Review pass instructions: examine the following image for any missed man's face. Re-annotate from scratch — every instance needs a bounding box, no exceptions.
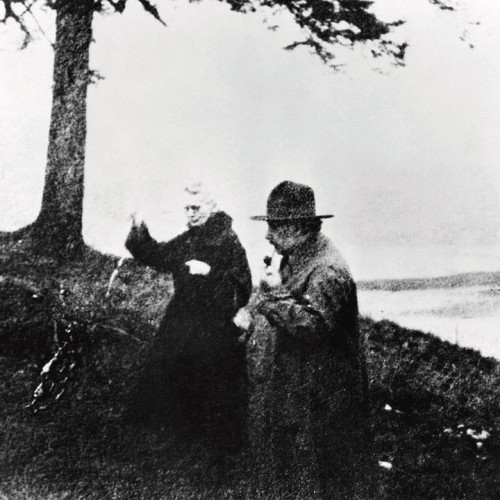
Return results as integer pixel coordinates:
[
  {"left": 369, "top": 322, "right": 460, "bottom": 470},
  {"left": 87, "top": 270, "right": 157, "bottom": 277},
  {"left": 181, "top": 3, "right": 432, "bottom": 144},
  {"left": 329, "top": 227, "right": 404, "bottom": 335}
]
[
  {"left": 184, "top": 193, "right": 214, "bottom": 227},
  {"left": 265, "top": 221, "right": 302, "bottom": 255}
]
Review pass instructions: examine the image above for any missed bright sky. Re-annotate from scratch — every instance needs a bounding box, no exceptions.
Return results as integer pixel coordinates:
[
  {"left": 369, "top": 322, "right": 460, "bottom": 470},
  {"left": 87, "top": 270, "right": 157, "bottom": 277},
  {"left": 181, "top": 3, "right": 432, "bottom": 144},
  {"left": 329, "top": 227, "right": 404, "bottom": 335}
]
[{"left": 1, "top": 0, "right": 500, "bottom": 280}]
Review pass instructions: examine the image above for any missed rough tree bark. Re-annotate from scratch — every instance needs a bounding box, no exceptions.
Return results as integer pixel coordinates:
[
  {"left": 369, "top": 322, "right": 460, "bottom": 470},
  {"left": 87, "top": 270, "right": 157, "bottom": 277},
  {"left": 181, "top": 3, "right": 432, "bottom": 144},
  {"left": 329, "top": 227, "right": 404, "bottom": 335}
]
[{"left": 16, "top": 0, "right": 94, "bottom": 257}]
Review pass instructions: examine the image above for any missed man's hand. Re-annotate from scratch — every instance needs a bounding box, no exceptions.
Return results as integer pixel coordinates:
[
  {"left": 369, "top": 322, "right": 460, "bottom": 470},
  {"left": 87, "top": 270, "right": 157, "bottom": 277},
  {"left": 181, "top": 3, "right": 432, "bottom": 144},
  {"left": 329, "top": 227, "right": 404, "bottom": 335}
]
[
  {"left": 185, "top": 259, "right": 211, "bottom": 276},
  {"left": 259, "top": 263, "right": 282, "bottom": 291},
  {"left": 233, "top": 307, "right": 252, "bottom": 332}
]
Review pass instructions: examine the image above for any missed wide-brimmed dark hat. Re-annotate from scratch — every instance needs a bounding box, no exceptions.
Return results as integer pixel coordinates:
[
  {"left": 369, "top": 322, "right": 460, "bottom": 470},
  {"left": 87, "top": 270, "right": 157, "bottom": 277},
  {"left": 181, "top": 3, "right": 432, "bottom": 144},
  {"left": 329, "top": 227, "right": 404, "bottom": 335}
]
[{"left": 251, "top": 181, "right": 333, "bottom": 221}]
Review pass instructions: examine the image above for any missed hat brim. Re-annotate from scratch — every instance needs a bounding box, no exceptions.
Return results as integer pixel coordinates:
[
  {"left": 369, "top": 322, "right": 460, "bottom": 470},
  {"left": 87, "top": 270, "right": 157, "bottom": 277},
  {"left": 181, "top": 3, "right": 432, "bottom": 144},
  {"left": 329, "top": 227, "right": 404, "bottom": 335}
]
[{"left": 250, "top": 214, "right": 334, "bottom": 221}]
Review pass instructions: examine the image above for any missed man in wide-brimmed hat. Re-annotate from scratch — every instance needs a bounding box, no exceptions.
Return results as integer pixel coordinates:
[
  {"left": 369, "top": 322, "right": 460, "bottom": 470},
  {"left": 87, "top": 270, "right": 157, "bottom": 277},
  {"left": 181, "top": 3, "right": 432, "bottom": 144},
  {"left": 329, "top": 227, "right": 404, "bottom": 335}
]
[{"left": 247, "top": 180, "right": 372, "bottom": 499}]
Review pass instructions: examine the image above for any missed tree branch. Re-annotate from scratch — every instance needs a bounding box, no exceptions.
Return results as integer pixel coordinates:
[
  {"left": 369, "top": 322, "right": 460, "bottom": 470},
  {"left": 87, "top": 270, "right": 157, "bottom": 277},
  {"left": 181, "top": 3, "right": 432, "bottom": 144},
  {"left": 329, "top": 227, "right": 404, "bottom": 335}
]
[
  {"left": 1, "top": 0, "right": 33, "bottom": 48},
  {"left": 24, "top": 0, "right": 55, "bottom": 48},
  {"left": 106, "top": 0, "right": 127, "bottom": 13},
  {"left": 227, "top": 0, "right": 406, "bottom": 67},
  {"left": 428, "top": 0, "right": 457, "bottom": 11},
  {"left": 136, "top": 0, "right": 165, "bottom": 26}
]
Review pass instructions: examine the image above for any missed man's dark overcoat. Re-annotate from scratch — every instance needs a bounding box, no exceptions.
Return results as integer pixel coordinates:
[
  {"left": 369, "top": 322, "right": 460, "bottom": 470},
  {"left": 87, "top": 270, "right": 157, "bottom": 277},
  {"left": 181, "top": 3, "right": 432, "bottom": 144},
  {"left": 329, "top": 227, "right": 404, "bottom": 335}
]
[
  {"left": 247, "top": 233, "right": 371, "bottom": 498},
  {"left": 125, "top": 211, "right": 252, "bottom": 449}
]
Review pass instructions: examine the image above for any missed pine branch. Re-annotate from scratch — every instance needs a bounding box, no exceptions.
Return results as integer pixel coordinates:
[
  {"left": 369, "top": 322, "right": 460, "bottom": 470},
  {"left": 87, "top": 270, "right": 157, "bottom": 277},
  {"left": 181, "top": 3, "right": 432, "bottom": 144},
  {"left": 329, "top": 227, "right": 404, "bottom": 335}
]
[
  {"left": 428, "top": 0, "right": 457, "bottom": 11},
  {"left": 136, "top": 0, "right": 166, "bottom": 26},
  {"left": 23, "top": 0, "right": 55, "bottom": 48},
  {"left": 227, "top": 0, "right": 406, "bottom": 67},
  {"left": 106, "top": 0, "right": 127, "bottom": 13},
  {"left": 1, "top": 0, "right": 33, "bottom": 48}
]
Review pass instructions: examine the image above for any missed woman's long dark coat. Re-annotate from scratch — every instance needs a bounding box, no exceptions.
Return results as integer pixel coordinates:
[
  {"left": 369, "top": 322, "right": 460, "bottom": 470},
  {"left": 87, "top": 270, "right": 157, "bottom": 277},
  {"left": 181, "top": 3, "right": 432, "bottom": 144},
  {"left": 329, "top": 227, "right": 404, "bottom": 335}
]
[
  {"left": 247, "top": 233, "right": 371, "bottom": 498},
  {"left": 125, "top": 211, "right": 252, "bottom": 449}
]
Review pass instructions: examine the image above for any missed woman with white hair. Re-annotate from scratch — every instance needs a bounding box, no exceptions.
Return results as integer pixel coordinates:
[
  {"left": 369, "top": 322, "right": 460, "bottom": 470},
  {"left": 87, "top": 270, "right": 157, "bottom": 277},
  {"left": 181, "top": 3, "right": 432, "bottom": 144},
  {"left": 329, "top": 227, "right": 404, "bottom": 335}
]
[{"left": 124, "top": 182, "right": 252, "bottom": 461}]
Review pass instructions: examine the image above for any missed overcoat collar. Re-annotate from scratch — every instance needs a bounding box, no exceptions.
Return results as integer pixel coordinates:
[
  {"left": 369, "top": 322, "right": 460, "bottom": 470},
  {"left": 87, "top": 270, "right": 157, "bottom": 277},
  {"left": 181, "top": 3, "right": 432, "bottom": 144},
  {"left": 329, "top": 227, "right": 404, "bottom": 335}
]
[
  {"left": 188, "top": 211, "right": 233, "bottom": 244},
  {"left": 286, "top": 233, "right": 328, "bottom": 272}
]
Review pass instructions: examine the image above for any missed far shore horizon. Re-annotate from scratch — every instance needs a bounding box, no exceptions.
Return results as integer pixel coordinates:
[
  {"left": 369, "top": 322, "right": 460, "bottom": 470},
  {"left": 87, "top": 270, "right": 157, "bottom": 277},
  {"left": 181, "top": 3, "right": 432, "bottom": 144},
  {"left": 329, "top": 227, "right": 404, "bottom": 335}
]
[{"left": 358, "top": 270, "right": 500, "bottom": 291}]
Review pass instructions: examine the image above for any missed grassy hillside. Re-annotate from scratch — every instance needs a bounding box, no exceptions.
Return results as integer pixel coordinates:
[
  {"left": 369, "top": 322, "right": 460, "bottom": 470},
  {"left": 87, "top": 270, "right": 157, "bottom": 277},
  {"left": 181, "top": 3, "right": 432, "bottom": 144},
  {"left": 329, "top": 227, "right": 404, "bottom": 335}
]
[{"left": 1, "top": 241, "right": 499, "bottom": 499}]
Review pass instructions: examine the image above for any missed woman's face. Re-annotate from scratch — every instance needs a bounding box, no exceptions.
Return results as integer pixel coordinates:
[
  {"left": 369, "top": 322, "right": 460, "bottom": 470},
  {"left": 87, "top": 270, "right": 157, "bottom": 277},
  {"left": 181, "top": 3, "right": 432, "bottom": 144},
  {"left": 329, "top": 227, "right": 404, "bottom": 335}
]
[{"left": 184, "top": 193, "right": 214, "bottom": 227}]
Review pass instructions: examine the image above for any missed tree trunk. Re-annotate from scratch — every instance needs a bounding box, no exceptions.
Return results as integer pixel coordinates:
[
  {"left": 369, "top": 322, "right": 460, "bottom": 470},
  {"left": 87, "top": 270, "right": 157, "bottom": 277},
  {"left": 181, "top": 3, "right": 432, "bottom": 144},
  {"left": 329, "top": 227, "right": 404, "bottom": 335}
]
[{"left": 29, "top": 0, "right": 94, "bottom": 257}]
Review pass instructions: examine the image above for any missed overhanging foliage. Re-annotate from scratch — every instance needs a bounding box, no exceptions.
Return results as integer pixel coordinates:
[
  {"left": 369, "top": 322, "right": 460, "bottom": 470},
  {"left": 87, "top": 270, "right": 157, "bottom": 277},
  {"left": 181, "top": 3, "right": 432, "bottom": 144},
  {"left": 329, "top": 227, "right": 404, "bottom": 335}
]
[{"left": 1, "top": 0, "right": 408, "bottom": 66}]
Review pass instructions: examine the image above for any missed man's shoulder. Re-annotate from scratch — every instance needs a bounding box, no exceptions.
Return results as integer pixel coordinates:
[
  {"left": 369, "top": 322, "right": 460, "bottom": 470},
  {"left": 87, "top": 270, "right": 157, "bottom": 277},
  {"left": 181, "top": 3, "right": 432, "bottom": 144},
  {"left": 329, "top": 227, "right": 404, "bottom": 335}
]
[{"left": 313, "top": 236, "right": 353, "bottom": 281}]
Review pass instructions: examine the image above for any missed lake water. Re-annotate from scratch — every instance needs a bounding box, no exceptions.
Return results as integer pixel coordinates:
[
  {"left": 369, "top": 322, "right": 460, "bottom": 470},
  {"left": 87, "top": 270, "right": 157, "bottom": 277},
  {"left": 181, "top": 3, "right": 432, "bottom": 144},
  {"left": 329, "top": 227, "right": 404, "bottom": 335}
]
[{"left": 358, "top": 285, "right": 500, "bottom": 360}]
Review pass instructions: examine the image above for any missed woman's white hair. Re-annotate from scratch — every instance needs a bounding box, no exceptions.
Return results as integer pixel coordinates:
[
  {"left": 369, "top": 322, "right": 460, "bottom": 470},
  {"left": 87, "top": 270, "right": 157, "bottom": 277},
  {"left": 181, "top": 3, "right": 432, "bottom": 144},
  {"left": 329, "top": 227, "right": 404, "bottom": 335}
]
[{"left": 184, "top": 181, "right": 218, "bottom": 212}]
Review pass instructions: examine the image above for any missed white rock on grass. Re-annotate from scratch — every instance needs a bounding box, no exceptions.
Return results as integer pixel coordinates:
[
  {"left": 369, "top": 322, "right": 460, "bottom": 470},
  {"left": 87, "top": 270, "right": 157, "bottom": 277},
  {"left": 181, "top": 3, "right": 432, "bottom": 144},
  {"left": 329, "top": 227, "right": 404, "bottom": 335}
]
[{"left": 466, "top": 429, "right": 490, "bottom": 440}]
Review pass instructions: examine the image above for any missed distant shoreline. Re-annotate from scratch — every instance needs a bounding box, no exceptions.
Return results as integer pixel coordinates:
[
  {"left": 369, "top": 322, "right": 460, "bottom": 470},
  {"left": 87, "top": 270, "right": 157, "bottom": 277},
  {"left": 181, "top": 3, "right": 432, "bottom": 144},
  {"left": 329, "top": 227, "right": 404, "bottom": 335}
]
[{"left": 358, "top": 270, "right": 500, "bottom": 292}]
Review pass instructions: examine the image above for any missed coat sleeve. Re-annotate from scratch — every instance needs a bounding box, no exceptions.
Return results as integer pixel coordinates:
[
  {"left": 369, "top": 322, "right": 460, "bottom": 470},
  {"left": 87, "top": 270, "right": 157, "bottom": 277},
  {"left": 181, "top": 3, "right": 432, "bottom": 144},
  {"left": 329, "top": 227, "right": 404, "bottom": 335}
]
[
  {"left": 125, "top": 222, "right": 181, "bottom": 273},
  {"left": 256, "top": 266, "right": 352, "bottom": 345},
  {"left": 208, "top": 234, "right": 253, "bottom": 319}
]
